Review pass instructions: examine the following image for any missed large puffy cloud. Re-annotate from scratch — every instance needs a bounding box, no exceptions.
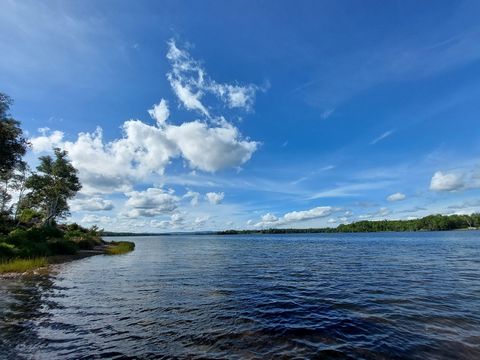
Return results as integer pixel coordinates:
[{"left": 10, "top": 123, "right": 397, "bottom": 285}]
[
  {"left": 430, "top": 171, "right": 464, "bottom": 191},
  {"left": 254, "top": 206, "right": 338, "bottom": 228},
  {"left": 123, "top": 188, "right": 179, "bottom": 218},
  {"left": 429, "top": 169, "right": 480, "bottom": 192},
  {"left": 31, "top": 111, "right": 257, "bottom": 193},
  {"left": 29, "top": 41, "right": 261, "bottom": 196},
  {"left": 30, "top": 128, "right": 64, "bottom": 152},
  {"left": 59, "top": 122, "right": 176, "bottom": 194},
  {"left": 166, "top": 120, "right": 257, "bottom": 172}
]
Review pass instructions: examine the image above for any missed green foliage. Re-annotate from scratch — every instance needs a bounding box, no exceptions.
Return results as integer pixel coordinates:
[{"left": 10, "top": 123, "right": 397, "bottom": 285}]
[
  {"left": 63, "top": 225, "right": 102, "bottom": 249},
  {"left": 18, "top": 208, "right": 42, "bottom": 225},
  {"left": 7, "top": 228, "right": 30, "bottom": 245},
  {"left": 48, "top": 240, "right": 78, "bottom": 255},
  {"left": 0, "top": 257, "right": 48, "bottom": 274},
  {"left": 0, "top": 242, "right": 16, "bottom": 258},
  {"left": 77, "top": 239, "right": 97, "bottom": 250},
  {"left": 0, "top": 93, "right": 29, "bottom": 178},
  {"left": 106, "top": 241, "right": 135, "bottom": 255},
  {"left": 0, "top": 94, "right": 29, "bottom": 219},
  {"left": 25, "top": 148, "right": 81, "bottom": 226},
  {"left": 16, "top": 241, "right": 50, "bottom": 258},
  {"left": 63, "top": 229, "right": 85, "bottom": 241},
  {"left": 0, "top": 93, "right": 112, "bottom": 264}
]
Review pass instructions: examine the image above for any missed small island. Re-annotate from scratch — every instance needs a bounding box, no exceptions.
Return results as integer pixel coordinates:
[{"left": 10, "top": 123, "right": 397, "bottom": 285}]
[{"left": 0, "top": 93, "right": 134, "bottom": 275}]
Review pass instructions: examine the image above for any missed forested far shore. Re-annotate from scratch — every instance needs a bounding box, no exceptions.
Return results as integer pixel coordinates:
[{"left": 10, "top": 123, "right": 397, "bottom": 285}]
[{"left": 217, "top": 213, "right": 480, "bottom": 235}]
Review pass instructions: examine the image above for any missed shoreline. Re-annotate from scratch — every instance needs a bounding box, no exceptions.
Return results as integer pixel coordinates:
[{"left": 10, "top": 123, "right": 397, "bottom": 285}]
[
  {"left": 0, "top": 241, "right": 135, "bottom": 278},
  {"left": 0, "top": 249, "right": 105, "bottom": 278}
]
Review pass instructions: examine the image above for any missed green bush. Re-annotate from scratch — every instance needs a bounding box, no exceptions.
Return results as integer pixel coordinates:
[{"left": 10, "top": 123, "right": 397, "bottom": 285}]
[
  {"left": 63, "top": 229, "right": 85, "bottom": 241},
  {"left": 17, "top": 241, "right": 50, "bottom": 258},
  {"left": 48, "top": 240, "right": 78, "bottom": 255},
  {"left": 0, "top": 242, "right": 16, "bottom": 258},
  {"left": 77, "top": 238, "right": 97, "bottom": 250},
  {"left": 7, "top": 228, "right": 30, "bottom": 245}
]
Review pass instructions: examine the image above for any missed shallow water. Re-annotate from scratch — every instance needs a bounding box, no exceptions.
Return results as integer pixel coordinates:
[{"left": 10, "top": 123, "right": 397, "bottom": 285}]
[{"left": 1, "top": 231, "right": 480, "bottom": 359}]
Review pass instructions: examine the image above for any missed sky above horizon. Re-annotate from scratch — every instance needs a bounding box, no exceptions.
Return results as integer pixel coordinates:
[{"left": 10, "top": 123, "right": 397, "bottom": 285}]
[{"left": 1, "top": 0, "right": 480, "bottom": 232}]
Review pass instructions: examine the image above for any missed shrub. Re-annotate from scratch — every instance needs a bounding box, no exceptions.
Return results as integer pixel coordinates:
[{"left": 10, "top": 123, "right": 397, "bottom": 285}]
[
  {"left": 48, "top": 240, "right": 78, "bottom": 256},
  {"left": 64, "top": 229, "right": 85, "bottom": 241},
  {"left": 26, "top": 226, "right": 63, "bottom": 242},
  {"left": 7, "top": 228, "right": 30, "bottom": 245},
  {"left": 17, "top": 241, "right": 50, "bottom": 258},
  {"left": 77, "top": 238, "right": 97, "bottom": 250},
  {"left": 0, "top": 242, "right": 16, "bottom": 258}
]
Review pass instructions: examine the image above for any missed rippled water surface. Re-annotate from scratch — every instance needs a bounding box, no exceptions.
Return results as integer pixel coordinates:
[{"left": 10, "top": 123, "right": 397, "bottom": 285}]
[{"left": 1, "top": 232, "right": 480, "bottom": 359}]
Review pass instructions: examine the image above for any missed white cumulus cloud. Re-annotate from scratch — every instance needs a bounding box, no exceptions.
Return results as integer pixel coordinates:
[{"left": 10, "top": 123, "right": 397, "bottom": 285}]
[
  {"left": 30, "top": 42, "right": 260, "bottom": 195},
  {"left": 166, "top": 120, "right": 257, "bottom": 173},
  {"left": 30, "top": 128, "right": 64, "bottom": 152},
  {"left": 148, "top": 98, "right": 170, "bottom": 125},
  {"left": 70, "top": 196, "right": 114, "bottom": 212},
  {"left": 430, "top": 171, "right": 464, "bottom": 191},
  {"left": 255, "top": 206, "right": 338, "bottom": 228},
  {"left": 124, "top": 188, "right": 179, "bottom": 218},
  {"left": 387, "top": 192, "right": 406, "bottom": 202},
  {"left": 206, "top": 192, "right": 224, "bottom": 205}
]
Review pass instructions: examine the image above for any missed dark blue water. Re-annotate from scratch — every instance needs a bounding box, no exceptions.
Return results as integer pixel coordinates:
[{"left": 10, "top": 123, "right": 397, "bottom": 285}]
[{"left": 1, "top": 232, "right": 480, "bottom": 359}]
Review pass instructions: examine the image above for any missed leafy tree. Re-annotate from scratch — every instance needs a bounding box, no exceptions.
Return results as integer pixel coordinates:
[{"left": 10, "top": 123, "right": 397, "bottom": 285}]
[
  {"left": 0, "top": 93, "right": 29, "bottom": 176},
  {"left": 0, "top": 93, "right": 29, "bottom": 219},
  {"left": 25, "top": 148, "right": 81, "bottom": 226}
]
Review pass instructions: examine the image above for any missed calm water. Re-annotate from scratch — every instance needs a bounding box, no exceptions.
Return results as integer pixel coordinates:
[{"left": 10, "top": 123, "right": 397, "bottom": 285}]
[{"left": 1, "top": 232, "right": 480, "bottom": 359}]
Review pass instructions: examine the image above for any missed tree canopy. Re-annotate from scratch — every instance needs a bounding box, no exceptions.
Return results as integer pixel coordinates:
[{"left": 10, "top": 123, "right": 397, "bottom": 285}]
[
  {"left": 0, "top": 93, "right": 29, "bottom": 177},
  {"left": 25, "top": 148, "right": 82, "bottom": 226}
]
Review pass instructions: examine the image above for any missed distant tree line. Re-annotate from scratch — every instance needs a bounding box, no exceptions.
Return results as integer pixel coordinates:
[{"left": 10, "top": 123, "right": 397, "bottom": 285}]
[{"left": 218, "top": 213, "right": 480, "bottom": 235}]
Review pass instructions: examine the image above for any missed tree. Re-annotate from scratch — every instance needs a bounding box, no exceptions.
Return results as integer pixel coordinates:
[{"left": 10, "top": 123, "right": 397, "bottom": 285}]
[
  {"left": 25, "top": 148, "right": 82, "bottom": 226},
  {"left": 0, "top": 93, "right": 29, "bottom": 176},
  {"left": 0, "top": 93, "right": 29, "bottom": 219}
]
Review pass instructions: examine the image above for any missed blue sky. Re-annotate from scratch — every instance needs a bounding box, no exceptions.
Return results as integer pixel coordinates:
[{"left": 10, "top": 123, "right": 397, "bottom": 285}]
[{"left": 1, "top": 0, "right": 480, "bottom": 231}]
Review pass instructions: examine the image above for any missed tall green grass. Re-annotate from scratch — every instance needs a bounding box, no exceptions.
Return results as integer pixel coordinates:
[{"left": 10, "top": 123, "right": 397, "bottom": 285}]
[
  {"left": 0, "top": 258, "right": 48, "bottom": 274},
  {"left": 105, "top": 241, "right": 135, "bottom": 255}
]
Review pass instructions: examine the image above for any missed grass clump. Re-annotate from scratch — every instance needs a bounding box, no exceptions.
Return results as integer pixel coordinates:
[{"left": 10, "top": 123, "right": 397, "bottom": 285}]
[
  {"left": 105, "top": 241, "right": 135, "bottom": 255},
  {"left": 0, "top": 257, "right": 48, "bottom": 274}
]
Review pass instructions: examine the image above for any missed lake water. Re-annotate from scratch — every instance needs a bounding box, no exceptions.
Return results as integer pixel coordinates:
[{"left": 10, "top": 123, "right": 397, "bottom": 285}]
[{"left": 1, "top": 232, "right": 480, "bottom": 359}]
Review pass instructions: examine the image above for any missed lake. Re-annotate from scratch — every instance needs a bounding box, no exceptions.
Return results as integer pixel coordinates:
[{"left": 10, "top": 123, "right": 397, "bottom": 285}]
[{"left": 1, "top": 231, "right": 480, "bottom": 359}]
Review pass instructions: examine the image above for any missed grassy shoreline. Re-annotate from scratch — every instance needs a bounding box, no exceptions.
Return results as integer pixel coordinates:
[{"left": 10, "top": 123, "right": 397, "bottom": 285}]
[{"left": 0, "top": 240, "right": 135, "bottom": 276}]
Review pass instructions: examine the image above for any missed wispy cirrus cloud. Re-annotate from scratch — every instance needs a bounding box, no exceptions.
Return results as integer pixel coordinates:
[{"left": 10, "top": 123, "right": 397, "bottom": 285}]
[
  {"left": 370, "top": 130, "right": 395, "bottom": 145},
  {"left": 166, "top": 39, "right": 263, "bottom": 117}
]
